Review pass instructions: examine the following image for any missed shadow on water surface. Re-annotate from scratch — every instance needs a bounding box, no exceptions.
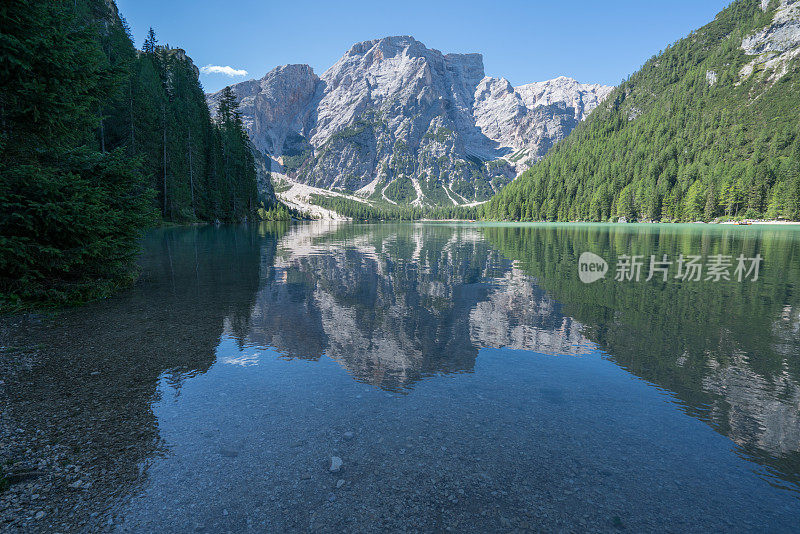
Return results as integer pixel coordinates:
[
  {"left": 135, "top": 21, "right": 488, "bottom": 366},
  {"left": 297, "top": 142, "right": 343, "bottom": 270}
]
[
  {"left": 2, "top": 221, "right": 800, "bottom": 532},
  {"left": 0, "top": 225, "right": 271, "bottom": 531}
]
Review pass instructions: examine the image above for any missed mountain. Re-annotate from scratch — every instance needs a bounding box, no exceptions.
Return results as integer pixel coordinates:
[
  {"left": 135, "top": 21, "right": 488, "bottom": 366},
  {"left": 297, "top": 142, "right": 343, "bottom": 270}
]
[
  {"left": 207, "top": 36, "right": 611, "bottom": 209},
  {"left": 473, "top": 75, "right": 612, "bottom": 161},
  {"left": 483, "top": 0, "right": 800, "bottom": 222}
]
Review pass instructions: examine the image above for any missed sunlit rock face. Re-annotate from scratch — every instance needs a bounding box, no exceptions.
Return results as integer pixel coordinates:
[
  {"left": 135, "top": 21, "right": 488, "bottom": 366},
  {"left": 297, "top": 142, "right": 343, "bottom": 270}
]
[
  {"left": 740, "top": 0, "right": 800, "bottom": 82},
  {"left": 206, "top": 64, "right": 319, "bottom": 156},
  {"left": 473, "top": 76, "right": 612, "bottom": 165},
  {"left": 206, "top": 37, "right": 612, "bottom": 205}
]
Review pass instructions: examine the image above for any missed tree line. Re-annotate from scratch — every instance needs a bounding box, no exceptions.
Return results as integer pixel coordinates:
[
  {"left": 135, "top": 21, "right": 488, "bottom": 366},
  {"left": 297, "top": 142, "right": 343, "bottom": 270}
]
[
  {"left": 310, "top": 195, "right": 479, "bottom": 221},
  {"left": 0, "top": 0, "right": 272, "bottom": 306},
  {"left": 133, "top": 29, "right": 260, "bottom": 223}
]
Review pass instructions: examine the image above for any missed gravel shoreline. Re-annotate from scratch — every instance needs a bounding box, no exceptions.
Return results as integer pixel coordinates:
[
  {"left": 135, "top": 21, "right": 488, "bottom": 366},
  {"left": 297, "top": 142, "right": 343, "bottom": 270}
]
[{"left": 0, "top": 313, "right": 158, "bottom": 533}]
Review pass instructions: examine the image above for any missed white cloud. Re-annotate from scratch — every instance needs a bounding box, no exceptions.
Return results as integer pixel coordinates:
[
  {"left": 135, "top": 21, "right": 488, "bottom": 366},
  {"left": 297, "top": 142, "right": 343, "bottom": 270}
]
[{"left": 200, "top": 64, "right": 248, "bottom": 77}]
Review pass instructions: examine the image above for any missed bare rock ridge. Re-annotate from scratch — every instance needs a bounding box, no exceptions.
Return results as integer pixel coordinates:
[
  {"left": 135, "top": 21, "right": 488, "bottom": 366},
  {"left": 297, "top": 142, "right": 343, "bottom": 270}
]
[
  {"left": 207, "top": 36, "right": 613, "bottom": 206},
  {"left": 208, "top": 64, "right": 319, "bottom": 157},
  {"left": 741, "top": 0, "right": 800, "bottom": 82},
  {"left": 473, "top": 76, "right": 612, "bottom": 162}
]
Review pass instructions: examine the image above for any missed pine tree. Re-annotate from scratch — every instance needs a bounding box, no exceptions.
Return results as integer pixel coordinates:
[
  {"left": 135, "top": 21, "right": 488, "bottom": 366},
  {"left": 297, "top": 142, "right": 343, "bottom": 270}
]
[
  {"left": 2, "top": 0, "right": 279, "bottom": 305},
  {"left": 212, "top": 87, "right": 257, "bottom": 222},
  {"left": 0, "top": 0, "right": 155, "bottom": 306},
  {"left": 143, "top": 27, "right": 157, "bottom": 54}
]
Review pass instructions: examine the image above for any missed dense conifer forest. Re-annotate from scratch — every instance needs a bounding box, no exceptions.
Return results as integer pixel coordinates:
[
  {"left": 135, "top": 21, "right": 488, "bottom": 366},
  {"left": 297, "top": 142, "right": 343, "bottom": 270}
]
[
  {"left": 0, "top": 0, "right": 284, "bottom": 306},
  {"left": 481, "top": 0, "right": 800, "bottom": 222},
  {"left": 310, "top": 195, "right": 479, "bottom": 221}
]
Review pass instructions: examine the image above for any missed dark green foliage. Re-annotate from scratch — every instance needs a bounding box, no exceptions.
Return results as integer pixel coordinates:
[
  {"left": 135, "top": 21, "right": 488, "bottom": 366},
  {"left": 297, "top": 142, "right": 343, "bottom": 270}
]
[
  {"left": 1, "top": 150, "right": 156, "bottom": 305},
  {"left": 482, "top": 0, "right": 800, "bottom": 222},
  {"left": 0, "top": 0, "right": 263, "bottom": 306},
  {"left": 282, "top": 150, "right": 312, "bottom": 174},
  {"left": 0, "top": 0, "right": 156, "bottom": 306},
  {"left": 208, "top": 87, "right": 260, "bottom": 221},
  {"left": 310, "top": 195, "right": 478, "bottom": 221},
  {"left": 257, "top": 201, "right": 294, "bottom": 221},
  {"left": 384, "top": 177, "right": 416, "bottom": 203},
  {"left": 129, "top": 37, "right": 259, "bottom": 223}
]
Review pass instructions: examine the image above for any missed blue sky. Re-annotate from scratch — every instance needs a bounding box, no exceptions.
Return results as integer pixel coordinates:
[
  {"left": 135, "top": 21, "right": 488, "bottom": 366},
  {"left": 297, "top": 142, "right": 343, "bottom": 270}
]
[{"left": 117, "top": 0, "right": 732, "bottom": 93}]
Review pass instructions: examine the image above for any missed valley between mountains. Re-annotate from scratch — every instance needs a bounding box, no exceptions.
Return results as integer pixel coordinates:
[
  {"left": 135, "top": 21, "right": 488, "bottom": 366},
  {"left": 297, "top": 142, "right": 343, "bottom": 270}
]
[
  {"left": 207, "top": 0, "right": 800, "bottom": 223},
  {"left": 207, "top": 36, "right": 612, "bottom": 216}
]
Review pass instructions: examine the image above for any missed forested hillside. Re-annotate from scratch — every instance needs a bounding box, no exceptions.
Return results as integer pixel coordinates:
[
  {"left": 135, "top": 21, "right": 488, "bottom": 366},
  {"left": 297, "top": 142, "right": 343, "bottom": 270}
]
[
  {"left": 0, "top": 0, "right": 274, "bottom": 306},
  {"left": 482, "top": 0, "right": 800, "bottom": 222}
]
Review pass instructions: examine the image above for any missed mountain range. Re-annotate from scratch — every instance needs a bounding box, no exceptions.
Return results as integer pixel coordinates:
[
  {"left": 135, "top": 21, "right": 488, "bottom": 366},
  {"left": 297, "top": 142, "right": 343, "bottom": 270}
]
[{"left": 207, "top": 36, "right": 612, "bottom": 211}]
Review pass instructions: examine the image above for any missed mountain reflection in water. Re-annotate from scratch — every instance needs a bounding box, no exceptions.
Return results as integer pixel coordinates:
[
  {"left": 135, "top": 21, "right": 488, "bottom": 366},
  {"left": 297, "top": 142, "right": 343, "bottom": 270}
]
[
  {"left": 246, "top": 223, "right": 594, "bottom": 391},
  {"left": 239, "top": 221, "right": 800, "bottom": 491},
  {"left": 4, "top": 221, "right": 799, "bottom": 532},
  {"left": 481, "top": 223, "right": 800, "bottom": 490}
]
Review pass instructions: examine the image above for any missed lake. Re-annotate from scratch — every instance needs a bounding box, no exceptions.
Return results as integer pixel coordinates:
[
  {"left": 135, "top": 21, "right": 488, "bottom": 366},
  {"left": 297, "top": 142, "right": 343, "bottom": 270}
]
[{"left": 2, "top": 222, "right": 799, "bottom": 532}]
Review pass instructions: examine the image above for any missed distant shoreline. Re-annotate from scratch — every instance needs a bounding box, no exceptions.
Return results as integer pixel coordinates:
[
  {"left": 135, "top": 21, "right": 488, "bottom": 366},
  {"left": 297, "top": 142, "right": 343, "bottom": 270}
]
[
  {"left": 717, "top": 220, "right": 800, "bottom": 225},
  {"left": 414, "top": 219, "right": 800, "bottom": 225}
]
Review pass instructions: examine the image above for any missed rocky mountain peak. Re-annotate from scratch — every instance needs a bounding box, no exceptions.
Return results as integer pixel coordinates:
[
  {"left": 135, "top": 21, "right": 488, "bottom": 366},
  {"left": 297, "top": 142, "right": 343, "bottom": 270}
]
[
  {"left": 206, "top": 36, "right": 613, "bottom": 207},
  {"left": 345, "top": 35, "right": 421, "bottom": 56},
  {"left": 207, "top": 63, "right": 319, "bottom": 156}
]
